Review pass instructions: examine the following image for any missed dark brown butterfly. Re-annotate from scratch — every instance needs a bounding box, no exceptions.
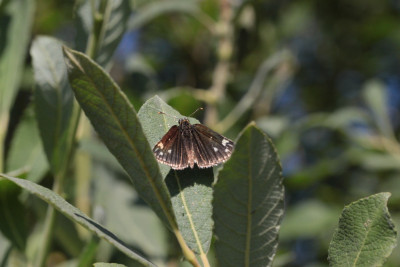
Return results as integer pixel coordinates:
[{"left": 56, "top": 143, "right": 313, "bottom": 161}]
[{"left": 153, "top": 118, "right": 234, "bottom": 170}]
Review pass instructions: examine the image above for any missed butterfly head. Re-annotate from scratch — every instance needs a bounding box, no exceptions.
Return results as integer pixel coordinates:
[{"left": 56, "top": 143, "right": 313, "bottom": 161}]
[{"left": 178, "top": 118, "right": 192, "bottom": 131}]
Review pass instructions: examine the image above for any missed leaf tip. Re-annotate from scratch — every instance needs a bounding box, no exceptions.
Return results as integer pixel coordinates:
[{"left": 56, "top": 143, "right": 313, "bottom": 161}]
[{"left": 62, "top": 46, "right": 84, "bottom": 73}]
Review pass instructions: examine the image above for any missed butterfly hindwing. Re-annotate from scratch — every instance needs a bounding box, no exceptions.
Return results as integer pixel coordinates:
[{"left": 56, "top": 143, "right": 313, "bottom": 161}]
[{"left": 192, "top": 124, "right": 234, "bottom": 168}]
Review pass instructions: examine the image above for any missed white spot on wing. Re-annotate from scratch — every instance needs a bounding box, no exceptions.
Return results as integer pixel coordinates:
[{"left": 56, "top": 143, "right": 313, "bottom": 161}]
[
  {"left": 159, "top": 152, "right": 163, "bottom": 156},
  {"left": 213, "top": 147, "right": 218, "bottom": 152},
  {"left": 168, "top": 149, "right": 172, "bottom": 154},
  {"left": 225, "top": 148, "right": 229, "bottom": 152},
  {"left": 222, "top": 139, "right": 229, "bottom": 146}
]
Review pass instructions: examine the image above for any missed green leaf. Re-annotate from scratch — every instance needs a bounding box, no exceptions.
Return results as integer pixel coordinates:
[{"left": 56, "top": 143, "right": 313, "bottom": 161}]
[
  {"left": 5, "top": 105, "right": 48, "bottom": 183},
  {"left": 93, "top": 163, "right": 168, "bottom": 261},
  {"left": 138, "top": 96, "right": 214, "bottom": 255},
  {"left": 95, "top": 0, "right": 130, "bottom": 67},
  {"left": 213, "top": 123, "right": 284, "bottom": 267},
  {"left": 328, "top": 192, "right": 397, "bottom": 267},
  {"left": 75, "top": 0, "right": 131, "bottom": 68},
  {"left": 128, "top": 0, "right": 198, "bottom": 31},
  {"left": 31, "top": 36, "right": 75, "bottom": 175},
  {"left": 0, "top": 0, "right": 34, "bottom": 172},
  {"left": 0, "top": 0, "right": 34, "bottom": 115},
  {"left": 62, "top": 47, "right": 177, "bottom": 230},
  {"left": 0, "top": 173, "right": 156, "bottom": 267},
  {"left": 0, "top": 180, "right": 28, "bottom": 251},
  {"left": 165, "top": 168, "right": 213, "bottom": 255}
]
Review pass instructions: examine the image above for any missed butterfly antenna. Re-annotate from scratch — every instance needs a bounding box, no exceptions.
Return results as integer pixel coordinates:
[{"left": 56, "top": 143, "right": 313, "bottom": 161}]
[
  {"left": 188, "top": 107, "right": 204, "bottom": 118},
  {"left": 157, "top": 111, "right": 178, "bottom": 120},
  {"left": 147, "top": 106, "right": 179, "bottom": 120}
]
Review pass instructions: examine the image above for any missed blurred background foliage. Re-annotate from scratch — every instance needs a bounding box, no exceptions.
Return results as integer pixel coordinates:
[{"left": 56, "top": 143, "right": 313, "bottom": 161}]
[{"left": 1, "top": 0, "right": 400, "bottom": 266}]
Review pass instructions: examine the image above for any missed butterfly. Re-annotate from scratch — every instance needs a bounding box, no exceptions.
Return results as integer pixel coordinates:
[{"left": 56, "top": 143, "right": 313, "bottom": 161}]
[{"left": 153, "top": 117, "right": 235, "bottom": 170}]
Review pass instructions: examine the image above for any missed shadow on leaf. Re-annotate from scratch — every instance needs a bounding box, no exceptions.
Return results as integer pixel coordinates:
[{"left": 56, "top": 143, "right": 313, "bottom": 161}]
[{"left": 165, "top": 167, "right": 213, "bottom": 197}]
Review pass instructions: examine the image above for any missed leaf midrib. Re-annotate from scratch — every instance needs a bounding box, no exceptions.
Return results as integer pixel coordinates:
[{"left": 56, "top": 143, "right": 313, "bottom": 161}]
[
  {"left": 352, "top": 209, "right": 379, "bottom": 266},
  {"left": 174, "top": 171, "right": 206, "bottom": 256},
  {"left": 245, "top": 132, "right": 253, "bottom": 267}
]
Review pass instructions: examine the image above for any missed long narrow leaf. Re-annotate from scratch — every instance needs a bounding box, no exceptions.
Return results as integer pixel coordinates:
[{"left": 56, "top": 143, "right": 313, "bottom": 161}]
[
  {"left": 213, "top": 123, "right": 284, "bottom": 267},
  {"left": 0, "top": 0, "right": 34, "bottom": 115},
  {"left": 0, "top": 0, "right": 34, "bottom": 173},
  {"left": 0, "top": 174, "right": 155, "bottom": 267},
  {"left": 62, "top": 47, "right": 177, "bottom": 230},
  {"left": 31, "top": 36, "right": 75, "bottom": 174},
  {"left": 0, "top": 0, "right": 34, "bottom": 250}
]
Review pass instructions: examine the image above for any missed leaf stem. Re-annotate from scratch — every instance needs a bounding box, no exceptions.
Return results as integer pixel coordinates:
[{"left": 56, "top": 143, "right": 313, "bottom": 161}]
[
  {"left": 204, "top": 0, "right": 234, "bottom": 127},
  {"left": 173, "top": 171, "right": 210, "bottom": 267},
  {"left": 34, "top": 173, "right": 63, "bottom": 267},
  {"left": 86, "top": 0, "right": 107, "bottom": 59},
  {"left": 200, "top": 254, "right": 211, "bottom": 267},
  {"left": 174, "top": 229, "right": 201, "bottom": 267}
]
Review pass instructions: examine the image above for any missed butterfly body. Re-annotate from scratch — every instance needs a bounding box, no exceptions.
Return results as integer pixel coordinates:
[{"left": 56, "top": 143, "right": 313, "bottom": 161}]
[{"left": 153, "top": 118, "right": 234, "bottom": 170}]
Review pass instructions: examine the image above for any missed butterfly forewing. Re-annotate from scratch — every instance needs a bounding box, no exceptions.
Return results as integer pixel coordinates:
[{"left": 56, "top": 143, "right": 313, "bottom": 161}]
[
  {"left": 152, "top": 118, "right": 234, "bottom": 169},
  {"left": 153, "top": 125, "right": 189, "bottom": 169}
]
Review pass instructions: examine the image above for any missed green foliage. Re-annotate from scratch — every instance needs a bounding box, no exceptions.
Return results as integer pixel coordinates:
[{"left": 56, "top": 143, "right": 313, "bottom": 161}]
[
  {"left": 5, "top": 106, "right": 48, "bottom": 182},
  {"left": 213, "top": 124, "right": 284, "bottom": 267},
  {"left": 328, "top": 193, "right": 397, "bottom": 266},
  {"left": 165, "top": 168, "right": 214, "bottom": 255},
  {"left": 75, "top": 0, "right": 131, "bottom": 67},
  {"left": 0, "top": 0, "right": 35, "bottom": 259},
  {"left": 0, "top": 0, "right": 34, "bottom": 115},
  {"left": 31, "top": 36, "right": 76, "bottom": 175},
  {"left": 0, "top": 0, "right": 399, "bottom": 266},
  {"left": 0, "top": 0, "right": 34, "bottom": 172},
  {"left": 138, "top": 96, "right": 214, "bottom": 255},
  {"left": 0, "top": 173, "right": 156, "bottom": 267},
  {"left": 91, "top": 164, "right": 168, "bottom": 261}
]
